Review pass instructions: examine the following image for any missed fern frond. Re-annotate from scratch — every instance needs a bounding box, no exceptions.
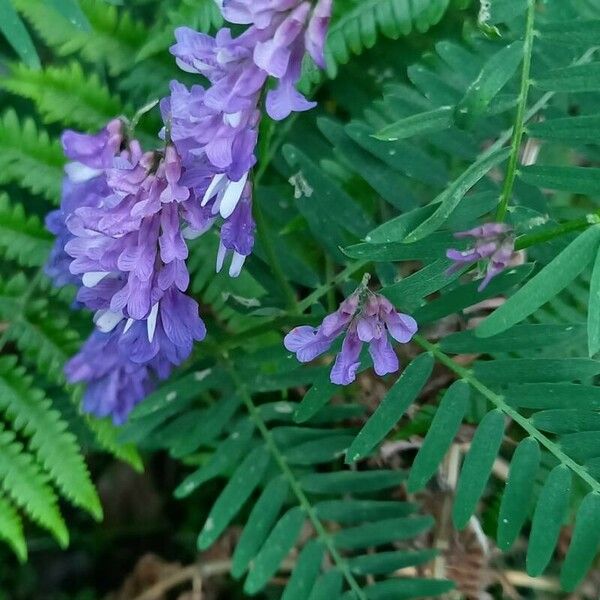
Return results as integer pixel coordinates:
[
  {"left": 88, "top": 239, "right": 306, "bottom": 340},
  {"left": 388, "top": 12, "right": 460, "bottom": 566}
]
[
  {"left": 9, "top": 300, "right": 81, "bottom": 384},
  {"left": 0, "top": 194, "right": 53, "bottom": 267},
  {"left": 14, "top": 0, "right": 178, "bottom": 98},
  {"left": 0, "top": 493, "right": 27, "bottom": 562},
  {"left": 15, "top": 0, "right": 144, "bottom": 75},
  {"left": 0, "top": 357, "right": 102, "bottom": 520},
  {"left": 0, "top": 426, "right": 68, "bottom": 546},
  {"left": 84, "top": 415, "right": 143, "bottom": 473},
  {"left": 0, "top": 109, "right": 64, "bottom": 203},
  {"left": 3, "top": 61, "right": 127, "bottom": 130},
  {"left": 326, "top": 0, "right": 452, "bottom": 77}
]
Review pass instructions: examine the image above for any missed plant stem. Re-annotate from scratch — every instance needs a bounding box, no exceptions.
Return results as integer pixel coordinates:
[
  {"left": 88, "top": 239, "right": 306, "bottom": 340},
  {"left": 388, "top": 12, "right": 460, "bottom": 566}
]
[
  {"left": 414, "top": 335, "right": 600, "bottom": 494},
  {"left": 226, "top": 362, "right": 367, "bottom": 600},
  {"left": 496, "top": 0, "right": 536, "bottom": 222},
  {"left": 298, "top": 260, "right": 369, "bottom": 312}
]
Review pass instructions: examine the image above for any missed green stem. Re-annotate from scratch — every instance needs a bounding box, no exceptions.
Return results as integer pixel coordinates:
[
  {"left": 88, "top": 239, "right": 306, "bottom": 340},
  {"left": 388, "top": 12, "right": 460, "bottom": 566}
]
[
  {"left": 226, "top": 363, "right": 367, "bottom": 600},
  {"left": 496, "top": 0, "right": 536, "bottom": 222},
  {"left": 414, "top": 335, "right": 600, "bottom": 494},
  {"left": 298, "top": 260, "right": 369, "bottom": 312}
]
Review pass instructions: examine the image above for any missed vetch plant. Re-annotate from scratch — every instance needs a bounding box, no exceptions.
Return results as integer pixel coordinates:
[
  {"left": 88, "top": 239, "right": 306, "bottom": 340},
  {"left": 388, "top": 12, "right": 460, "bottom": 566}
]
[{"left": 1, "top": 0, "right": 600, "bottom": 598}]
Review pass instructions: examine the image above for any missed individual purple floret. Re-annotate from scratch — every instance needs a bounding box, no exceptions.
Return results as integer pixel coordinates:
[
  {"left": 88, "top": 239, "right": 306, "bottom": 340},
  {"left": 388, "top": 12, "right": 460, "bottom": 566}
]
[
  {"left": 446, "top": 223, "right": 516, "bottom": 291},
  {"left": 284, "top": 282, "right": 418, "bottom": 385}
]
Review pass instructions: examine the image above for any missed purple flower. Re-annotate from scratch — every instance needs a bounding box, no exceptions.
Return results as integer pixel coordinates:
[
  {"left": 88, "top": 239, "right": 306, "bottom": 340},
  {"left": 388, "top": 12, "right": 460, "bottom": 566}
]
[
  {"left": 164, "top": 0, "right": 333, "bottom": 275},
  {"left": 65, "top": 325, "right": 163, "bottom": 425},
  {"left": 47, "top": 119, "right": 209, "bottom": 424},
  {"left": 284, "top": 285, "right": 418, "bottom": 385},
  {"left": 446, "top": 223, "right": 516, "bottom": 291}
]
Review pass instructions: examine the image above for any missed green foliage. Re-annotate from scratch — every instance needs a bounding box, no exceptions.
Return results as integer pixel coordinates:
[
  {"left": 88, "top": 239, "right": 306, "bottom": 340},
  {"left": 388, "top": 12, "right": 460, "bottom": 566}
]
[
  {"left": 0, "top": 110, "right": 64, "bottom": 203},
  {"left": 1, "top": 0, "right": 600, "bottom": 597},
  {"left": 122, "top": 352, "right": 453, "bottom": 599},
  {"left": 325, "top": 0, "right": 451, "bottom": 77}
]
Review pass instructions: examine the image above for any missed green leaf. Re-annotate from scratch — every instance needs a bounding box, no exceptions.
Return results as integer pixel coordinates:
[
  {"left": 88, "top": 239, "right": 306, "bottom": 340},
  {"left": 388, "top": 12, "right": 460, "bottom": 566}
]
[
  {"left": 405, "top": 147, "right": 510, "bottom": 242},
  {"left": 408, "top": 381, "right": 469, "bottom": 492},
  {"left": 382, "top": 259, "right": 457, "bottom": 311},
  {"left": 300, "top": 470, "right": 406, "bottom": 494},
  {"left": 474, "top": 358, "right": 600, "bottom": 384},
  {"left": 294, "top": 371, "right": 337, "bottom": 423},
  {"left": 477, "top": 226, "right": 600, "bottom": 337},
  {"left": 520, "top": 166, "right": 600, "bottom": 195},
  {"left": 367, "top": 191, "right": 497, "bottom": 245},
  {"left": 231, "top": 477, "right": 288, "bottom": 578},
  {"left": 346, "top": 353, "right": 434, "bottom": 462},
  {"left": 0, "top": 0, "right": 40, "bottom": 68},
  {"left": 175, "top": 420, "right": 255, "bottom": 499},
  {"left": 456, "top": 41, "right": 524, "bottom": 122},
  {"left": 47, "top": 0, "right": 90, "bottom": 31},
  {"left": 308, "top": 570, "right": 343, "bottom": 600},
  {"left": 348, "top": 549, "right": 437, "bottom": 575},
  {"left": 534, "top": 63, "right": 600, "bottom": 93},
  {"left": 281, "top": 540, "right": 324, "bottom": 600},
  {"left": 560, "top": 493, "right": 600, "bottom": 591},
  {"left": 538, "top": 20, "right": 600, "bottom": 46},
  {"left": 244, "top": 507, "right": 305, "bottom": 595},
  {"left": 169, "top": 393, "right": 241, "bottom": 457},
  {"left": 414, "top": 264, "right": 534, "bottom": 324},
  {"left": 531, "top": 409, "right": 600, "bottom": 434},
  {"left": 589, "top": 247, "right": 600, "bottom": 356},
  {"left": 505, "top": 383, "right": 600, "bottom": 409},
  {"left": 453, "top": 410, "right": 505, "bottom": 529},
  {"left": 283, "top": 144, "right": 374, "bottom": 238},
  {"left": 528, "top": 115, "right": 600, "bottom": 143},
  {"left": 333, "top": 516, "right": 434, "bottom": 550},
  {"left": 526, "top": 465, "right": 571, "bottom": 576},
  {"left": 497, "top": 438, "right": 540, "bottom": 550},
  {"left": 344, "top": 233, "right": 455, "bottom": 262},
  {"left": 318, "top": 117, "right": 417, "bottom": 211},
  {"left": 442, "top": 323, "right": 586, "bottom": 354},
  {"left": 374, "top": 106, "right": 454, "bottom": 141},
  {"left": 315, "top": 500, "right": 416, "bottom": 525},
  {"left": 285, "top": 435, "right": 355, "bottom": 465},
  {"left": 345, "top": 578, "right": 454, "bottom": 599},
  {"left": 197, "top": 445, "right": 270, "bottom": 550}
]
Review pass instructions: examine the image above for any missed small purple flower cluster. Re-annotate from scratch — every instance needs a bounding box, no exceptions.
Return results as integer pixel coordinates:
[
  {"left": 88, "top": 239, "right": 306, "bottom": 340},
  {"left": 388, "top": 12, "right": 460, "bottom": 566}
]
[
  {"left": 285, "top": 286, "right": 418, "bottom": 385},
  {"left": 46, "top": 121, "right": 207, "bottom": 424},
  {"left": 446, "top": 223, "right": 516, "bottom": 291},
  {"left": 46, "top": 0, "right": 333, "bottom": 423},
  {"left": 166, "top": 0, "right": 331, "bottom": 275}
]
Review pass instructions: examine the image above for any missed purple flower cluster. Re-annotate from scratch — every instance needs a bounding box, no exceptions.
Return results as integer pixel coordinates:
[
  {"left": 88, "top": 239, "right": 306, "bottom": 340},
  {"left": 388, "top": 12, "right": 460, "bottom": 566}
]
[
  {"left": 45, "top": 0, "right": 334, "bottom": 423},
  {"left": 47, "top": 121, "right": 206, "bottom": 424},
  {"left": 165, "top": 0, "right": 331, "bottom": 274},
  {"left": 285, "top": 287, "right": 418, "bottom": 385},
  {"left": 446, "top": 223, "right": 516, "bottom": 291}
]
